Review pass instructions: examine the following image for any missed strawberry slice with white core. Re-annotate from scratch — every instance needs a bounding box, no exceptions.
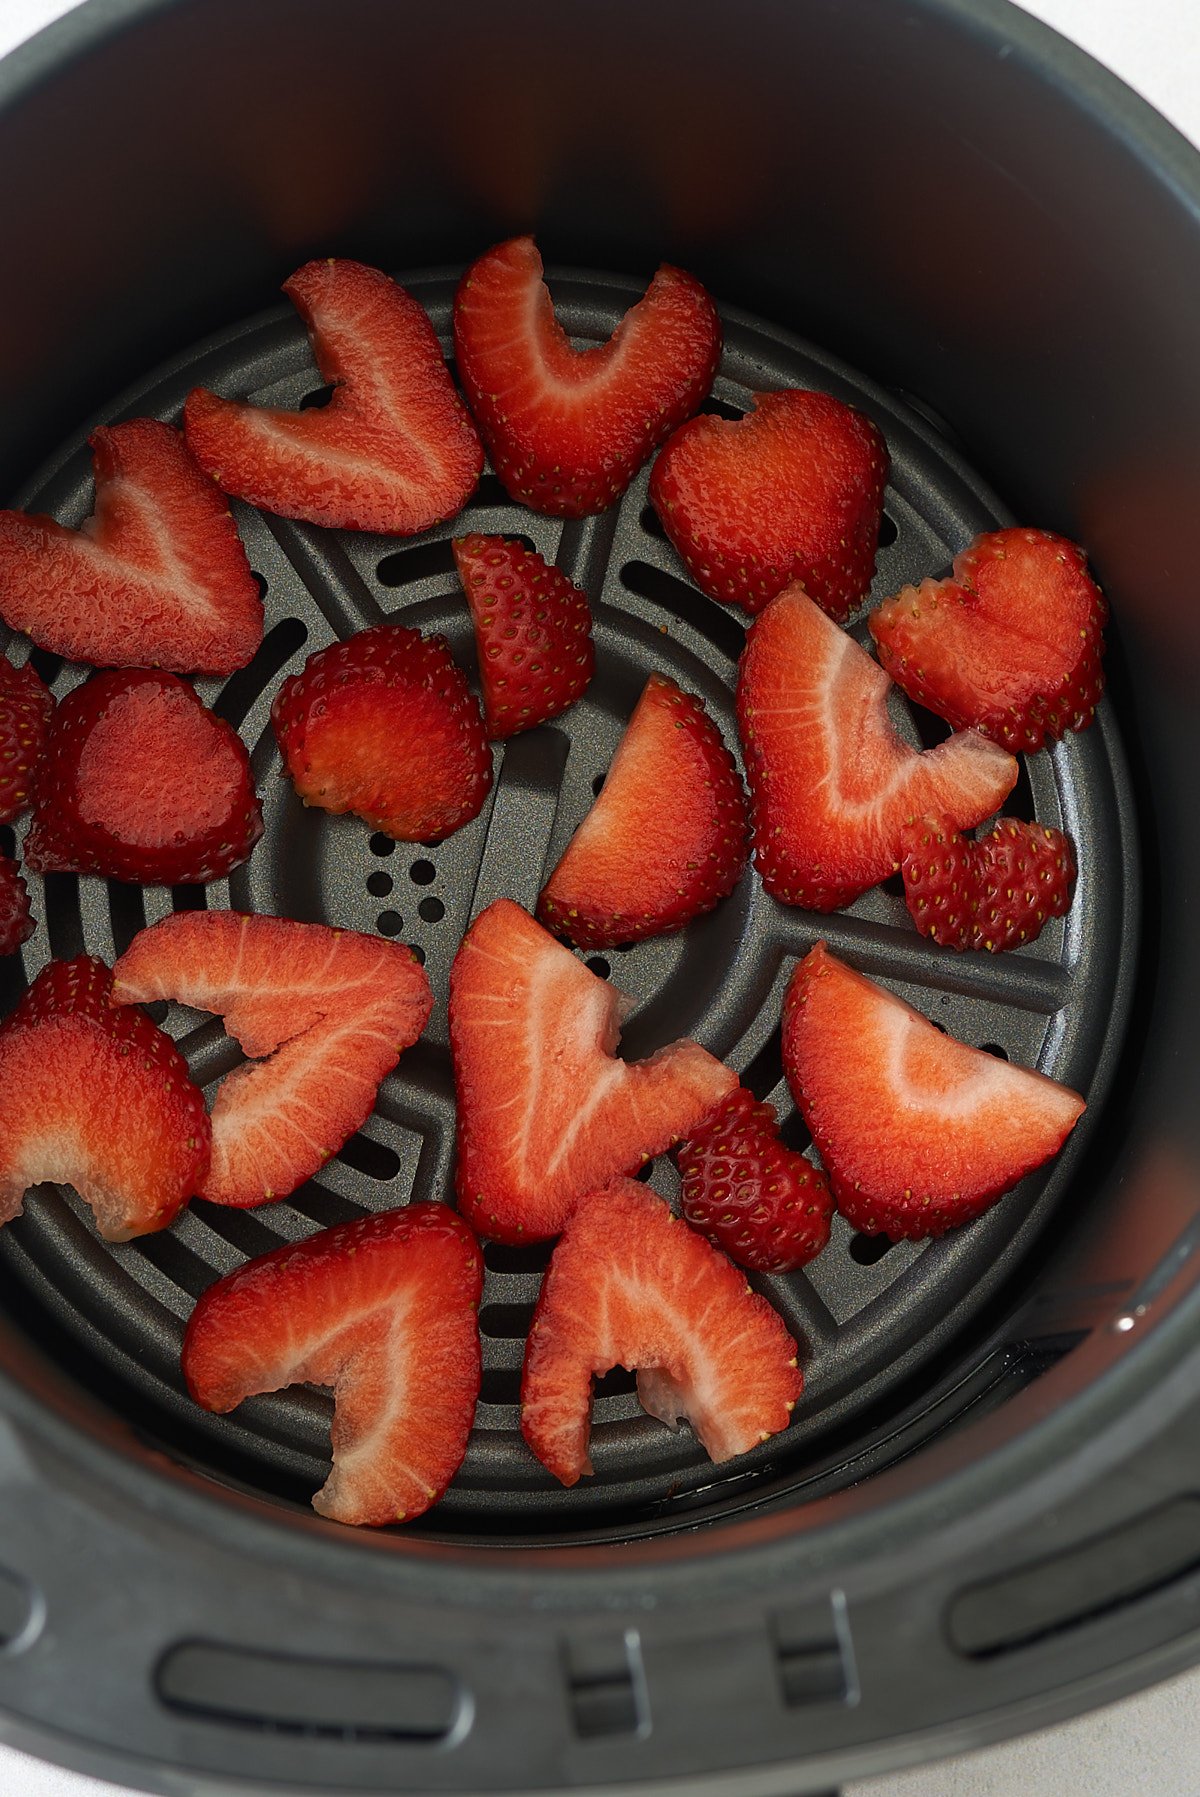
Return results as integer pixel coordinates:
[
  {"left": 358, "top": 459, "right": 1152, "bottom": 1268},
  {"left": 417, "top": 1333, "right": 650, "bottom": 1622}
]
[
  {"left": 782, "top": 942, "right": 1086, "bottom": 1239},
  {"left": 184, "top": 1203, "right": 483, "bottom": 1526},
  {"left": 113, "top": 912, "right": 432, "bottom": 1208},
  {"left": 736, "top": 583, "right": 1018, "bottom": 910},
  {"left": 185, "top": 260, "right": 482, "bottom": 535},
  {"left": 521, "top": 1179, "right": 802, "bottom": 1485},
  {"left": 538, "top": 672, "right": 748, "bottom": 948},
  {"left": 0, "top": 420, "right": 263, "bottom": 675},
  {"left": 449, "top": 899, "right": 737, "bottom": 1242}
]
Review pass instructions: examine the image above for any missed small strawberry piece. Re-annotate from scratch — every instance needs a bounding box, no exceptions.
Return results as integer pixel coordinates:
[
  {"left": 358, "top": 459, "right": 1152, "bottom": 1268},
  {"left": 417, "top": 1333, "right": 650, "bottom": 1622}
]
[
  {"left": 0, "top": 856, "right": 33, "bottom": 956},
  {"left": 451, "top": 534, "right": 594, "bottom": 737},
  {"left": 184, "top": 1204, "right": 482, "bottom": 1525},
  {"left": 271, "top": 624, "right": 492, "bottom": 844},
  {"left": 868, "top": 527, "right": 1107, "bottom": 752},
  {"left": 782, "top": 942, "right": 1086, "bottom": 1240},
  {"left": 25, "top": 670, "right": 263, "bottom": 885},
  {"left": 538, "top": 672, "right": 748, "bottom": 948},
  {"left": 0, "top": 955, "right": 209, "bottom": 1240},
  {"left": 736, "top": 584, "right": 1018, "bottom": 910},
  {"left": 0, "top": 659, "right": 53, "bottom": 824},
  {"left": 521, "top": 1179, "right": 801, "bottom": 1486},
  {"left": 649, "top": 388, "right": 889, "bottom": 620},
  {"left": 450, "top": 899, "right": 737, "bottom": 1242},
  {"left": 677, "top": 1087, "right": 832, "bottom": 1272},
  {"left": 185, "top": 260, "right": 482, "bottom": 535},
  {"left": 453, "top": 235, "right": 720, "bottom": 517},
  {"left": 900, "top": 814, "right": 1076, "bottom": 953},
  {"left": 0, "top": 420, "right": 262, "bottom": 675},
  {"left": 113, "top": 911, "right": 432, "bottom": 1209}
]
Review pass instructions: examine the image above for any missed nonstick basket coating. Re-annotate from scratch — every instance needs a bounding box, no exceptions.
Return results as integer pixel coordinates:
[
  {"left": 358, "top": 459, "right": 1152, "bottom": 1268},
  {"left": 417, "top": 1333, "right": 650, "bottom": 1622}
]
[{"left": 0, "top": 266, "right": 1137, "bottom": 1539}]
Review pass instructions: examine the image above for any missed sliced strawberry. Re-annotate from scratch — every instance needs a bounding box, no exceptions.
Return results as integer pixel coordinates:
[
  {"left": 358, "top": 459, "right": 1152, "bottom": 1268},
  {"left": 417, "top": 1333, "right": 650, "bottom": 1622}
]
[
  {"left": 185, "top": 260, "right": 482, "bottom": 535},
  {"left": 451, "top": 533, "right": 594, "bottom": 737},
  {"left": 521, "top": 1179, "right": 801, "bottom": 1485},
  {"left": 0, "top": 659, "right": 53, "bottom": 824},
  {"left": 450, "top": 899, "right": 736, "bottom": 1242},
  {"left": 650, "top": 388, "right": 889, "bottom": 620},
  {"left": 0, "top": 955, "right": 209, "bottom": 1240},
  {"left": 900, "top": 814, "right": 1076, "bottom": 952},
  {"left": 184, "top": 1204, "right": 482, "bottom": 1525},
  {"left": 24, "top": 670, "right": 263, "bottom": 885},
  {"left": 676, "top": 1086, "right": 832, "bottom": 1272},
  {"left": 537, "top": 672, "right": 748, "bottom": 948},
  {"left": 0, "top": 856, "right": 33, "bottom": 956},
  {"left": 453, "top": 235, "right": 720, "bottom": 517},
  {"left": 736, "top": 584, "right": 1018, "bottom": 910},
  {"left": 271, "top": 623, "right": 492, "bottom": 844},
  {"left": 868, "top": 527, "right": 1107, "bottom": 752},
  {"left": 113, "top": 911, "right": 432, "bottom": 1209},
  {"left": 0, "top": 420, "right": 262, "bottom": 675},
  {"left": 782, "top": 942, "right": 1086, "bottom": 1240}
]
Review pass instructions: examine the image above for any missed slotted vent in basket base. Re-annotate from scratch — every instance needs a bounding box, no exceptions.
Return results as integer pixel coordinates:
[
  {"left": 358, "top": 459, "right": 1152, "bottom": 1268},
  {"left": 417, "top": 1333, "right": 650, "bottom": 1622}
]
[{"left": 0, "top": 265, "right": 1137, "bottom": 1543}]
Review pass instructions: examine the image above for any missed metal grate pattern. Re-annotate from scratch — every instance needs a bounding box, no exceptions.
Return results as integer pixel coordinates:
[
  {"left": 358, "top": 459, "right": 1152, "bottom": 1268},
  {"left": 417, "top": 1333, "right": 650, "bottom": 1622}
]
[{"left": 0, "top": 268, "right": 1135, "bottom": 1535}]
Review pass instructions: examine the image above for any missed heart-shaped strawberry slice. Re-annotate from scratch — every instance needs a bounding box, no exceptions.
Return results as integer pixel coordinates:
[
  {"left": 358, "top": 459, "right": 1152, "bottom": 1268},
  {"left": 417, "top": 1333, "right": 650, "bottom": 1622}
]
[
  {"left": 899, "top": 814, "right": 1076, "bottom": 953},
  {"left": 868, "top": 527, "right": 1107, "bottom": 752},
  {"left": 650, "top": 388, "right": 889, "bottom": 620}
]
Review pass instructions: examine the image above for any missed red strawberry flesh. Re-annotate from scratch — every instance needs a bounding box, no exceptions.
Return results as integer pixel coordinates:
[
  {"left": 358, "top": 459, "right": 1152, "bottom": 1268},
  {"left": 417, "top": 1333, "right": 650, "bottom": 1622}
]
[
  {"left": 185, "top": 260, "right": 482, "bottom": 535},
  {"left": 0, "top": 955, "right": 210, "bottom": 1240},
  {"left": 452, "top": 533, "right": 595, "bottom": 737},
  {"left": 184, "top": 1203, "right": 483, "bottom": 1525},
  {"left": 453, "top": 235, "right": 720, "bottom": 517},
  {"left": 521, "top": 1178, "right": 801, "bottom": 1485},
  {"left": 538, "top": 672, "right": 748, "bottom": 948},
  {"left": 450, "top": 899, "right": 737, "bottom": 1242},
  {"left": 0, "top": 420, "right": 263, "bottom": 675},
  {"left": 24, "top": 670, "right": 263, "bottom": 884},
  {"left": 0, "top": 659, "right": 53, "bottom": 824},
  {"left": 677, "top": 1086, "right": 832, "bottom": 1272},
  {"left": 0, "top": 855, "right": 33, "bottom": 956},
  {"left": 650, "top": 388, "right": 889, "bottom": 620},
  {"left": 113, "top": 911, "right": 432, "bottom": 1209},
  {"left": 782, "top": 942, "right": 1086, "bottom": 1239},
  {"left": 900, "top": 813, "right": 1076, "bottom": 953},
  {"left": 271, "top": 623, "right": 492, "bottom": 843},
  {"left": 868, "top": 527, "right": 1107, "bottom": 752},
  {"left": 736, "top": 584, "right": 1018, "bottom": 910}
]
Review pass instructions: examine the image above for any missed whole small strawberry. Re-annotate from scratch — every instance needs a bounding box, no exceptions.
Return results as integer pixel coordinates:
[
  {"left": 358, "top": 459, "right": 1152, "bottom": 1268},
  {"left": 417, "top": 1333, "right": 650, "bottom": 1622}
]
[
  {"left": 900, "top": 814, "right": 1076, "bottom": 952},
  {"left": 25, "top": 670, "right": 263, "bottom": 885},
  {"left": 0, "top": 658, "right": 53, "bottom": 824},
  {"left": 677, "top": 1086, "right": 832, "bottom": 1272},
  {"left": 452, "top": 534, "right": 594, "bottom": 737},
  {"left": 272, "top": 623, "right": 492, "bottom": 844}
]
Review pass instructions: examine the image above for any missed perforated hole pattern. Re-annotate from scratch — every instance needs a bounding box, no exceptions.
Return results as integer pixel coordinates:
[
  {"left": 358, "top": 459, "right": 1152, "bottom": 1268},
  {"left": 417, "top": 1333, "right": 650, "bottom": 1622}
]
[{"left": 0, "top": 267, "right": 1136, "bottom": 1537}]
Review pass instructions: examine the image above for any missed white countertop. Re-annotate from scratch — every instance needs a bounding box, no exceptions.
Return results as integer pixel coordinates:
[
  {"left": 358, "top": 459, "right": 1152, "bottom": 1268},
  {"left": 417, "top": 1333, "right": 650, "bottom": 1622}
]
[{"left": 0, "top": 0, "right": 1196, "bottom": 1792}]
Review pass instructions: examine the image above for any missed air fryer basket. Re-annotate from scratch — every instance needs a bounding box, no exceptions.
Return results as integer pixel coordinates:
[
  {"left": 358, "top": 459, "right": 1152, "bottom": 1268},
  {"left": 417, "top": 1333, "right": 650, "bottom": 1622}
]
[{"left": 0, "top": 1, "right": 1197, "bottom": 1793}]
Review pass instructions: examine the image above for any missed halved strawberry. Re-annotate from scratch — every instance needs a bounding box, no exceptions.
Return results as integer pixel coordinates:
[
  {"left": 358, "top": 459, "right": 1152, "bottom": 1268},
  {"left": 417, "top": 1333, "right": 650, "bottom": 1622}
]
[
  {"left": 0, "top": 420, "right": 262, "bottom": 675},
  {"left": 0, "top": 955, "right": 210, "bottom": 1240},
  {"left": 185, "top": 260, "right": 482, "bottom": 535},
  {"left": 736, "top": 584, "right": 1018, "bottom": 910},
  {"left": 184, "top": 1204, "right": 483, "bottom": 1526},
  {"left": 868, "top": 528, "right": 1107, "bottom": 752},
  {"left": 650, "top": 388, "right": 889, "bottom": 620},
  {"left": 271, "top": 623, "right": 492, "bottom": 844},
  {"left": 0, "top": 856, "right": 33, "bottom": 956},
  {"left": 450, "top": 899, "right": 736, "bottom": 1242},
  {"left": 676, "top": 1086, "right": 832, "bottom": 1272},
  {"left": 900, "top": 814, "right": 1076, "bottom": 952},
  {"left": 521, "top": 1179, "right": 801, "bottom": 1486},
  {"left": 113, "top": 911, "right": 432, "bottom": 1209},
  {"left": 453, "top": 235, "right": 720, "bottom": 517},
  {"left": 0, "top": 659, "right": 53, "bottom": 824},
  {"left": 537, "top": 672, "right": 748, "bottom": 948},
  {"left": 451, "top": 533, "right": 594, "bottom": 737},
  {"left": 25, "top": 670, "right": 263, "bottom": 885},
  {"left": 782, "top": 942, "right": 1086, "bottom": 1240}
]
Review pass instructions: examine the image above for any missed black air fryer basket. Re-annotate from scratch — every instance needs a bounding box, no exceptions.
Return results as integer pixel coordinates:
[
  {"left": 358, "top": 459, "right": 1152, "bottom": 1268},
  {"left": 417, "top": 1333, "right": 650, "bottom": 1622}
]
[{"left": 0, "top": 1, "right": 1197, "bottom": 1792}]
